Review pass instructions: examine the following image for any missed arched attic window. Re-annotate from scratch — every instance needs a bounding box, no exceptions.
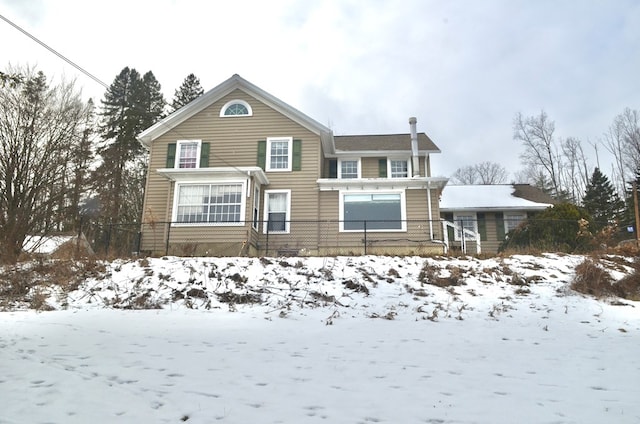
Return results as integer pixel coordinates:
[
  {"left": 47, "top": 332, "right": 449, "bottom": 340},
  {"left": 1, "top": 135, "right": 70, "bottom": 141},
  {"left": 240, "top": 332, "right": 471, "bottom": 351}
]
[{"left": 220, "top": 99, "right": 252, "bottom": 117}]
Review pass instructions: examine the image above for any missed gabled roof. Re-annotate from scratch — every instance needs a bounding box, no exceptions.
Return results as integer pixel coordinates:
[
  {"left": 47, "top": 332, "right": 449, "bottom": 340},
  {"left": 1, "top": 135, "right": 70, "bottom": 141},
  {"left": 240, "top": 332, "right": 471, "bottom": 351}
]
[
  {"left": 334, "top": 133, "right": 440, "bottom": 156},
  {"left": 440, "top": 184, "right": 556, "bottom": 212},
  {"left": 137, "top": 74, "right": 334, "bottom": 153}
]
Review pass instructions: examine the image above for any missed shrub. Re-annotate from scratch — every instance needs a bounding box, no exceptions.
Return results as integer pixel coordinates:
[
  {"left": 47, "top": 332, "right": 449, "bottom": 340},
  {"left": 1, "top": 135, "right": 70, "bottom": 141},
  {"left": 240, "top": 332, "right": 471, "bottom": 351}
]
[
  {"left": 500, "top": 203, "right": 595, "bottom": 253},
  {"left": 571, "top": 259, "right": 613, "bottom": 297}
]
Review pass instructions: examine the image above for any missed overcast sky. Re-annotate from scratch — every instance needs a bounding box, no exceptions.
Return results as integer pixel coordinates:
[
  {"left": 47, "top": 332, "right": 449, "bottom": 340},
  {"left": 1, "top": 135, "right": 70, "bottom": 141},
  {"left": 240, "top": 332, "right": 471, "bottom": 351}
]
[{"left": 2, "top": 0, "right": 639, "bottom": 179}]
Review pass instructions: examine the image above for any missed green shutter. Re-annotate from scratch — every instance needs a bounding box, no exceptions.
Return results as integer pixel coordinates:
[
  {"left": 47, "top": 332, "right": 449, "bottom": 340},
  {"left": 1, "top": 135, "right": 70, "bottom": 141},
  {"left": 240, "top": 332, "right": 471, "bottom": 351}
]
[
  {"left": 477, "top": 212, "right": 486, "bottom": 241},
  {"left": 257, "top": 140, "right": 266, "bottom": 170},
  {"left": 444, "top": 212, "right": 455, "bottom": 241},
  {"left": 166, "top": 143, "right": 176, "bottom": 168},
  {"left": 199, "top": 142, "right": 210, "bottom": 168},
  {"left": 378, "top": 159, "right": 387, "bottom": 177},
  {"left": 495, "top": 212, "right": 506, "bottom": 241},
  {"left": 329, "top": 159, "right": 337, "bottom": 178},
  {"left": 292, "top": 139, "right": 302, "bottom": 171}
]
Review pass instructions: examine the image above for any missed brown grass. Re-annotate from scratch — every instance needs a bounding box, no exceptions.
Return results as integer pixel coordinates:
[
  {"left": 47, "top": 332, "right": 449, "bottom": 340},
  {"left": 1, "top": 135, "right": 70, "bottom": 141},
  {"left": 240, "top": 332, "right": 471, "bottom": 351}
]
[{"left": 571, "top": 259, "right": 613, "bottom": 297}]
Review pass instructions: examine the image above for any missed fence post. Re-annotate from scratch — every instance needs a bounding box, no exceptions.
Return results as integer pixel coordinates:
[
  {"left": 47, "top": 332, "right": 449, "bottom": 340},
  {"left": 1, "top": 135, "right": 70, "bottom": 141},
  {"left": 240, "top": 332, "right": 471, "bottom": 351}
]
[
  {"left": 76, "top": 216, "right": 83, "bottom": 257},
  {"left": 363, "top": 220, "right": 367, "bottom": 255},
  {"left": 165, "top": 222, "right": 171, "bottom": 256},
  {"left": 136, "top": 231, "right": 142, "bottom": 255},
  {"left": 105, "top": 222, "right": 112, "bottom": 255}
]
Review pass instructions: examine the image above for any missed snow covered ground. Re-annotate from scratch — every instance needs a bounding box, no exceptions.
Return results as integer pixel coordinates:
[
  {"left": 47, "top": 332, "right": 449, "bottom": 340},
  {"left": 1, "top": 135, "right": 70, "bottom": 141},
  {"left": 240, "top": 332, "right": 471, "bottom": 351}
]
[{"left": 1, "top": 254, "right": 639, "bottom": 423}]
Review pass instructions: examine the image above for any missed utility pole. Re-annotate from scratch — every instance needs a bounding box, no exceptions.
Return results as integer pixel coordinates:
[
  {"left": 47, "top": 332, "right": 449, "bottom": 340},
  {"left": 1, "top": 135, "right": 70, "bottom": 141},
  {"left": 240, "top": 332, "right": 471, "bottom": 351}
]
[{"left": 634, "top": 182, "right": 640, "bottom": 247}]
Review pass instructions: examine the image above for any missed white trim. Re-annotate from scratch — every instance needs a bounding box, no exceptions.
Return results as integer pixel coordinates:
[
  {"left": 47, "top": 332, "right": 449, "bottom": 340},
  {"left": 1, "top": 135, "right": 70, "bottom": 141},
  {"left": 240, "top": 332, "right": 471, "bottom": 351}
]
[
  {"left": 453, "top": 212, "right": 477, "bottom": 241},
  {"left": 266, "top": 137, "right": 293, "bottom": 172},
  {"left": 504, "top": 211, "right": 526, "bottom": 233},
  {"left": 175, "top": 140, "right": 202, "bottom": 169},
  {"left": 171, "top": 179, "right": 247, "bottom": 227},
  {"left": 388, "top": 157, "right": 411, "bottom": 178},
  {"left": 338, "top": 189, "right": 407, "bottom": 232},
  {"left": 263, "top": 189, "right": 291, "bottom": 234},
  {"left": 252, "top": 183, "right": 261, "bottom": 231},
  {"left": 137, "top": 74, "right": 334, "bottom": 155},
  {"left": 158, "top": 166, "right": 269, "bottom": 185},
  {"left": 317, "top": 176, "right": 448, "bottom": 191},
  {"left": 337, "top": 158, "right": 361, "bottom": 179},
  {"left": 219, "top": 99, "right": 253, "bottom": 117}
]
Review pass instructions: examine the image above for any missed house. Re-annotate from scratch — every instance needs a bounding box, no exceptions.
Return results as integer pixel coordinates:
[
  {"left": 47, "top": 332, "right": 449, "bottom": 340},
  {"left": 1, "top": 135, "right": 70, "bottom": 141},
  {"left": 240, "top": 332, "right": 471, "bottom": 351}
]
[
  {"left": 137, "top": 74, "right": 449, "bottom": 257},
  {"left": 439, "top": 184, "right": 557, "bottom": 254}
]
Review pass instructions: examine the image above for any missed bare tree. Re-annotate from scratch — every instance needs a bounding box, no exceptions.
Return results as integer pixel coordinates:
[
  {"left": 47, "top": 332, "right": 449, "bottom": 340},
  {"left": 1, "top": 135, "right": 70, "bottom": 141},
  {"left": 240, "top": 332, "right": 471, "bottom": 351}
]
[
  {"left": 451, "top": 165, "right": 478, "bottom": 184},
  {"left": 0, "top": 66, "right": 92, "bottom": 263},
  {"left": 451, "top": 161, "right": 508, "bottom": 184},
  {"left": 602, "top": 108, "right": 640, "bottom": 197},
  {"left": 513, "top": 111, "right": 561, "bottom": 196},
  {"left": 475, "top": 161, "right": 508, "bottom": 184},
  {"left": 559, "top": 137, "right": 589, "bottom": 203}
]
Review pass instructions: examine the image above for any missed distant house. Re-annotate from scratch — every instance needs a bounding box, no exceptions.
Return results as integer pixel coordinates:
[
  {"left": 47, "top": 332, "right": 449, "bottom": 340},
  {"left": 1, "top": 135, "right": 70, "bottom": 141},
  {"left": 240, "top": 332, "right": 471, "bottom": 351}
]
[
  {"left": 440, "top": 184, "right": 556, "bottom": 254},
  {"left": 137, "top": 74, "right": 449, "bottom": 257}
]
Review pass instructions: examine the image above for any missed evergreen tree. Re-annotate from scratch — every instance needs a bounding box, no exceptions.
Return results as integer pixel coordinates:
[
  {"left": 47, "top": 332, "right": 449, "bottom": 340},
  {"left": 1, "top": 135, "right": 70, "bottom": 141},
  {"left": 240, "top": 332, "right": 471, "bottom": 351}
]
[
  {"left": 93, "top": 67, "right": 166, "bottom": 246},
  {"left": 170, "top": 73, "right": 204, "bottom": 112},
  {"left": 621, "top": 169, "right": 640, "bottom": 233},
  {"left": 582, "top": 167, "right": 624, "bottom": 230}
]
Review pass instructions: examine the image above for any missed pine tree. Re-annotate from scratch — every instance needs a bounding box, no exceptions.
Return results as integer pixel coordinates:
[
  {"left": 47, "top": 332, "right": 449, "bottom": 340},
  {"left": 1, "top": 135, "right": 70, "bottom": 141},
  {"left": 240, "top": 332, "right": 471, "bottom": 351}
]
[
  {"left": 93, "top": 67, "right": 166, "bottom": 244},
  {"left": 170, "top": 73, "right": 204, "bottom": 112},
  {"left": 621, "top": 169, "right": 640, "bottom": 232},
  {"left": 582, "top": 167, "right": 624, "bottom": 230}
]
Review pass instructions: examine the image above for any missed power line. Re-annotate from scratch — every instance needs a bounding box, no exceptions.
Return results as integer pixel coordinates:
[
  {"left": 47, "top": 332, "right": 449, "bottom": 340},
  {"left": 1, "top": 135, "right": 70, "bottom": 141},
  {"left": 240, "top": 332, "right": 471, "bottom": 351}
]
[
  {"left": 0, "top": 13, "right": 109, "bottom": 89},
  {"left": 0, "top": 12, "right": 251, "bottom": 176}
]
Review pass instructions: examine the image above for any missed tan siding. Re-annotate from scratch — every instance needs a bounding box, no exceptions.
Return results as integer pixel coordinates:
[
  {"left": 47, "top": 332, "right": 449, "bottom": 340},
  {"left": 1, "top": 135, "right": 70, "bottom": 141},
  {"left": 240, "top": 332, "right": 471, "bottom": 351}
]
[
  {"left": 361, "top": 157, "right": 382, "bottom": 178},
  {"left": 141, "top": 89, "right": 322, "bottom": 254}
]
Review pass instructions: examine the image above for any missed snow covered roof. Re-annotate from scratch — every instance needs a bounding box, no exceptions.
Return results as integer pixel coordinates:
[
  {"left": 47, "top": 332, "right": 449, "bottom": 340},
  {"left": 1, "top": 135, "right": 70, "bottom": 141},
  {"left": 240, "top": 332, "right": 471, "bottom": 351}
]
[{"left": 440, "top": 184, "right": 554, "bottom": 212}]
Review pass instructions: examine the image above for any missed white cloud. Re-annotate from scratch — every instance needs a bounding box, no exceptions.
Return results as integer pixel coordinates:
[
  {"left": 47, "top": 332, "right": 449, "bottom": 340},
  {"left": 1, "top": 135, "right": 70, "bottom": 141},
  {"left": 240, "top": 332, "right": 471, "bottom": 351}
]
[{"left": 1, "top": 0, "right": 639, "bottom": 180}]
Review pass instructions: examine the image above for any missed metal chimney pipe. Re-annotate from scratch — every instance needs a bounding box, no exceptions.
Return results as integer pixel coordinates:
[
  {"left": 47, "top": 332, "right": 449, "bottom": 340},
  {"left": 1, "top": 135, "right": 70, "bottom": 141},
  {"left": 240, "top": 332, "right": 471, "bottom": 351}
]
[{"left": 409, "top": 117, "right": 419, "bottom": 177}]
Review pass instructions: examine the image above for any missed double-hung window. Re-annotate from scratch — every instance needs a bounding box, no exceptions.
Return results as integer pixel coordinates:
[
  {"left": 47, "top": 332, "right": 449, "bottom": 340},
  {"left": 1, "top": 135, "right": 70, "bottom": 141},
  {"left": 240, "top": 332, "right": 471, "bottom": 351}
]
[
  {"left": 264, "top": 190, "right": 291, "bottom": 233},
  {"left": 338, "top": 159, "right": 360, "bottom": 179},
  {"left": 175, "top": 183, "right": 244, "bottom": 224},
  {"left": 176, "top": 140, "right": 201, "bottom": 169},
  {"left": 389, "top": 159, "right": 409, "bottom": 178},
  {"left": 266, "top": 137, "right": 292, "bottom": 172},
  {"left": 504, "top": 212, "right": 526, "bottom": 233},
  {"left": 453, "top": 212, "right": 477, "bottom": 240},
  {"left": 340, "top": 191, "right": 406, "bottom": 231}
]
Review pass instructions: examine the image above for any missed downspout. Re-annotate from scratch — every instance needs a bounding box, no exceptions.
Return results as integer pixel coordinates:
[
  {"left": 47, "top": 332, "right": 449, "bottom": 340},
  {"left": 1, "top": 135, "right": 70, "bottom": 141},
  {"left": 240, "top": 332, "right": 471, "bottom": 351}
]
[
  {"left": 427, "top": 181, "right": 433, "bottom": 239},
  {"left": 409, "top": 117, "right": 420, "bottom": 177}
]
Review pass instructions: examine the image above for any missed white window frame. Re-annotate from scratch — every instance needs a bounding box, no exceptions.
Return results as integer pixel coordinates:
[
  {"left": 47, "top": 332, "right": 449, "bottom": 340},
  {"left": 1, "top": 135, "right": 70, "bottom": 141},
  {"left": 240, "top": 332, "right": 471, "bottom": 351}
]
[
  {"left": 171, "top": 180, "right": 246, "bottom": 226},
  {"left": 266, "top": 137, "right": 293, "bottom": 172},
  {"left": 339, "top": 190, "right": 406, "bottom": 232},
  {"left": 388, "top": 157, "right": 411, "bottom": 178},
  {"left": 252, "top": 184, "right": 261, "bottom": 230},
  {"left": 504, "top": 212, "right": 526, "bottom": 233},
  {"left": 338, "top": 158, "right": 361, "bottom": 179},
  {"left": 175, "top": 140, "right": 202, "bottom": 169},
  {"left": 219, "top": 99, "right": 253, "bottom": 117},
  {"left": 263, "top": 189, "right": 291, "bottom": 234},
  {"left": 453, "top": 212, "right": 477, "bottom": 241}
]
